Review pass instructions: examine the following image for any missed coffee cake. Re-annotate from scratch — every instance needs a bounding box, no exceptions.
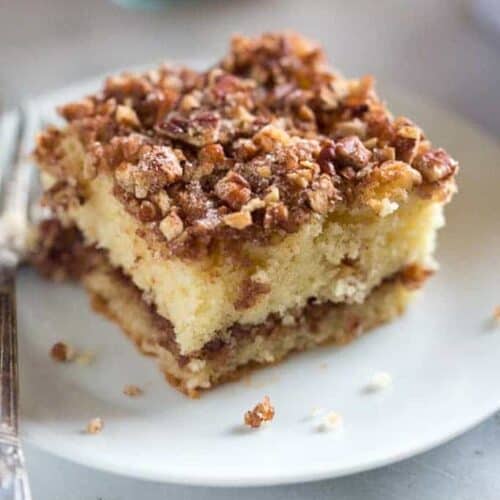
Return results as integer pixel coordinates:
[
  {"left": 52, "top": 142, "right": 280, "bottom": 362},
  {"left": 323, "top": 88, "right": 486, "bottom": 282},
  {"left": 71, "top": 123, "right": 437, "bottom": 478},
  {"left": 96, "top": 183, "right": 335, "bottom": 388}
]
[{"left": 32, "top": 32, "right": 457, "bottom": 395}]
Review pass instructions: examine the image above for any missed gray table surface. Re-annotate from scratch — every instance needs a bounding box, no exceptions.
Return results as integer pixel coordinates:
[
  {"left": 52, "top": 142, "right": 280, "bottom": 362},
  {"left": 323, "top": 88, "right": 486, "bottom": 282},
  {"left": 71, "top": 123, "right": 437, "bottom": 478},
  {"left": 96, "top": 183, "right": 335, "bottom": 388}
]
[{"left": 1, "top": 0, "right": 500, "bottom": 498}]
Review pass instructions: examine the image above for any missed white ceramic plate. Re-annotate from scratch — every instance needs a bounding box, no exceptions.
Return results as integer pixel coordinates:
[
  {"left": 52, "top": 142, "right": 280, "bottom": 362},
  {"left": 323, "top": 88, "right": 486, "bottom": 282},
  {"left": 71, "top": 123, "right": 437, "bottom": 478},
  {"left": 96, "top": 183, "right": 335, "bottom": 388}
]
[{"left": 11, "top": 72, "right": 500, "bottom": 486}]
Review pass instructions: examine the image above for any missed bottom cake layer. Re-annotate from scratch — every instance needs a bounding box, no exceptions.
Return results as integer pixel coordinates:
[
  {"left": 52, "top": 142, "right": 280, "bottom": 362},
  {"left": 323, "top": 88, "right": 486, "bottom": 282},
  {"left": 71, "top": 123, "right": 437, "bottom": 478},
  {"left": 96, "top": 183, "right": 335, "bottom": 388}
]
[{"left": 81, "top": 256, "right": 422, "bottom": 396}]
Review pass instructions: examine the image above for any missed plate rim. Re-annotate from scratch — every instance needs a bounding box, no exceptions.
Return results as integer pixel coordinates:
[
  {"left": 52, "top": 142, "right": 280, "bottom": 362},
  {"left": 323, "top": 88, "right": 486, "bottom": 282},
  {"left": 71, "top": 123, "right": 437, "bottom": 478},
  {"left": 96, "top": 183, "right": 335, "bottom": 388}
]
[{"left": 22, "top": 404, "right": 500, "bottom": 486}]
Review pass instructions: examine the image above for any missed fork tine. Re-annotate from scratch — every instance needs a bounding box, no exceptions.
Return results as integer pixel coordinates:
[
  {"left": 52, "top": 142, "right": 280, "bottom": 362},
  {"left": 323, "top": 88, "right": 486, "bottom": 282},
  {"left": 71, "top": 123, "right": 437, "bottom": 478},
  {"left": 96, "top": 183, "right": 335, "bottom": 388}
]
[
  {"left": 0, "top": 109, "right": 24, "bottom": 211},
  {"left": 2, "top": 104, "right": 39, "bottom": 219}
]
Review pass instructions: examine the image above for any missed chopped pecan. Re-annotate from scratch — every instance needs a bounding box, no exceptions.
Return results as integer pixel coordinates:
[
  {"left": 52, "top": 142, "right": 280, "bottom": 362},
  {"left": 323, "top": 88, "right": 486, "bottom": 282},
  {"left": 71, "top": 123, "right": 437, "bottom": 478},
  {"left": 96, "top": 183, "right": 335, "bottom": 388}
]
[
  {"left": 233, "top": 138, "right": 259, "bottom": 161},
  {"left": 264, "top": 202, "right": 289, "bottom": 228},
  {"left": 157, "top": 111, "right": 221, "bottom": 147},
  {"left": 356, "top": 160, "right": 422, "bottom": 214},
  {"left": 287, "top": 172, "right": 309, "bottom": 188},
  {"left": 159, "top": 212, "right": 184, "bottom": 241},
  {"left": 253, "top": 124, "right": 291, "bottom": 152},
  {"left": 334, "top": 119, "right": 367, "bottom": 139},
  {"left": 317, "top": 174, "right": 335, "bottom": 197},
  {"left": 363, "top": 137, "right": 378, "bottom": 149},
  {"left": 335, "top": 136, "right": 372, "bottom": 169},
  {"left": 198, "top": 143, "right": 226, "bottom": 171},
  {"left": 413, "top": 148, "right": 458, "bottom": 182},
  {"left": 223, "top": 210, "right": 252, "bottom": 229},
  {"left": 297, "top": 104, "right": 315, "bottom": 122},
  {"left": 373, "top": 146, "right": 396, "bottom": 163},
  {"left": 263, "top": 186, "right": 280, "bottom": 204},
  {"left": 394, "top": 122, "right": 421, "bottom": 164},
  {"left": 179, "top": 93, "right": 201, "bottom": 112},
  {"left": 307, "top": 174, "right": 335, "bottom": 214},
  {"left": 114, "top": 145, "right": 182, "bottom": 199},
  {"left": 58, "top": 98, "right": 95, "bottom": 121},
  {"left": 256, "top": 165, "right": 272, "bottom": 178},
  {"left": 242, "top": 198, "right": 266, "bottom": 212},
  {"left": 104, "top": 73, "right": 152, "bottom": 100},
  {"left": 115, "top": 104, "right": 141, "bottom": 128},
  {"left": 108, "top": 134, "right": 145, "bottom": 164},
  {"left": 307, "top": 189, "right": 329, "bottom": 214},
  {"left": 151, "top": 190, "right": 171, "bottom": 215},
  {"left": 317, "top": 143, "right": 336, "bottom": 176},
  {"left": 318, "top": 85, "right": 339, "bottom": 110},
  {"left": 214, "top": 171, "right": 251, "bottom": 209},
  {"left": 142, "top": 146, "right": 184, "bottom": 184}
]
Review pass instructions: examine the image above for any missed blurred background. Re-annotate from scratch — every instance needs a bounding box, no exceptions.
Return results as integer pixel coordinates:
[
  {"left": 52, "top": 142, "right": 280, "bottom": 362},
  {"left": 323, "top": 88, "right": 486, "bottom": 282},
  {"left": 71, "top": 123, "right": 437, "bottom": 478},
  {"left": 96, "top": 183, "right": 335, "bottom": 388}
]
[
  {"left": 1, "top": 1, "right": 500, "bottom": 498},
  {"left": 1, "top": 0, "right": 500, "bottom": 134}
]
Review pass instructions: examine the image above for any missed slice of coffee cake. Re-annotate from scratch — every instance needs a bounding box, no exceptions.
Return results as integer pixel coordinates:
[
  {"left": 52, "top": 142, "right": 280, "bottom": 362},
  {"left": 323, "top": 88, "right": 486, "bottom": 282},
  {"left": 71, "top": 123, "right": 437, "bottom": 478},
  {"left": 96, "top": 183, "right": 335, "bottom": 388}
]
[{"left": 33, "top": 32, "right": 457, "bottom": 395}]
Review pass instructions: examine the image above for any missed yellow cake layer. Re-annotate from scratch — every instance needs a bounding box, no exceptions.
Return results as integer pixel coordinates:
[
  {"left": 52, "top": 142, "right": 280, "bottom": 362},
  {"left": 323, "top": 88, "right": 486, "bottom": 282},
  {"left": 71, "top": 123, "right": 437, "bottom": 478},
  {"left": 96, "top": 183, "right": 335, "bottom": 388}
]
[
  {"left": 82, "top": 255, "right": 416, "bottom": 396},
  {"left": 43, "top": 159, "right": 442, "bottom": 355}
]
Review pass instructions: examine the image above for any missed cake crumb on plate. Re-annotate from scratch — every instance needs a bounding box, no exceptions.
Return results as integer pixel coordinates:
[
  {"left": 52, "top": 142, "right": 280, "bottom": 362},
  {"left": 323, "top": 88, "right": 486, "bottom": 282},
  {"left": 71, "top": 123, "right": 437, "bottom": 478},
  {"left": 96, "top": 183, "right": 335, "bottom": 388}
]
[
  {"left": 366, "top": 371, "right": 393, "bottom": 392},
  {"left": 86, "top": 417, "right": 103, "bottom": 435},
  {"left": 310, "top": 407, "right": 325, "bottom": 417},
  {"left": 317, "top": 411, "right": 343, "bottom": 432},
  {"left": 75, "top": 351, "right": 96, "bottom": 366},
  {"left": 244, "top": 396, "right": 275, "bottom": 428},
  {"left": 123, "top": 384, "right": 143, "bottom": 397}
]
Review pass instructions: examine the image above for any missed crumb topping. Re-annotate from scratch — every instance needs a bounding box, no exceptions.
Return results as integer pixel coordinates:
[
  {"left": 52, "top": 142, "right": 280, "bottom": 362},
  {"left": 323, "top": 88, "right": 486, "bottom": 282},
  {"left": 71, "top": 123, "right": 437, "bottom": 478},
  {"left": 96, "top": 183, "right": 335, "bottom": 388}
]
[
  {"left": 35, "top": 32, "right": 458, "bottom": 259},
  {"left": 244, "top": 395, "right": 275, "bottom": 428}
]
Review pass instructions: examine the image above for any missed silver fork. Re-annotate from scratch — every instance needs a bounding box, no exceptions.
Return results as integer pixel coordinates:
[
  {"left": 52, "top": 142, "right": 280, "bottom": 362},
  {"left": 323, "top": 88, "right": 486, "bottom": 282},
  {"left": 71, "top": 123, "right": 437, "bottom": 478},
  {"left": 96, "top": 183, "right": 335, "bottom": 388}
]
[{"left": 0, "top": 105, "right": 38, "bottom": 499}]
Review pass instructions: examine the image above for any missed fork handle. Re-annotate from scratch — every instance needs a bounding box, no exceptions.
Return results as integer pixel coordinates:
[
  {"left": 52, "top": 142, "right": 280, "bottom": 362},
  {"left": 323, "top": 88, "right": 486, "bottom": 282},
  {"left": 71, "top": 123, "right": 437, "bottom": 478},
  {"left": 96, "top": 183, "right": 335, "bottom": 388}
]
[
  {"left": 0, "top": 265, "right": 31, "bottom": 499},
  {"left": 0, "top": 435, "right": 31, "bottom": 499}
]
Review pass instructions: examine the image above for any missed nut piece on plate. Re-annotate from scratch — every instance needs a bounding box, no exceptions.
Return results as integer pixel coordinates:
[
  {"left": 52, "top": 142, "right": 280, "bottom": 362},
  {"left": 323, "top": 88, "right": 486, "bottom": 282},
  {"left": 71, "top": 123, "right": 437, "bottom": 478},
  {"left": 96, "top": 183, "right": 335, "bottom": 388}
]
[
  {"left": 50, "top": 341, "right": 75, "bottom": 362},
  {"left": 244, "top": 396, "right": 275, "bottom": 428}
]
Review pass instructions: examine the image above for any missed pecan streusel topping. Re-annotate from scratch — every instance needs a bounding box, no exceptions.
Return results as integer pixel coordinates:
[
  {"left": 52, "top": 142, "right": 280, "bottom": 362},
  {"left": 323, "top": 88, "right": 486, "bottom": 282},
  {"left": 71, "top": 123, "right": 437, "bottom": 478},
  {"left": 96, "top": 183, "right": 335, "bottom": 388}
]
[{"left": 35, "top": 32, "right": 458, "bottom": 259}]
